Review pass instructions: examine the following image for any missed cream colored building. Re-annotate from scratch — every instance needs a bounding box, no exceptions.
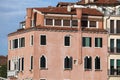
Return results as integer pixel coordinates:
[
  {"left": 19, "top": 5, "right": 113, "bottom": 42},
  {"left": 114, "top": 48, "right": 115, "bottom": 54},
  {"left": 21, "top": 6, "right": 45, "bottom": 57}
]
[{"left": 75, "top": 0, "right": 120, "bottom": 80}]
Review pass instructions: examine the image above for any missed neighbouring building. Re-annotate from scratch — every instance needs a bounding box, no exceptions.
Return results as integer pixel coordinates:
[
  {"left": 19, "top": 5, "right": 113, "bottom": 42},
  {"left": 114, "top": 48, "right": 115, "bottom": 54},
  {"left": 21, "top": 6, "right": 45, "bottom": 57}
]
[
  {"left": 7, "top": 1, "right": 108, "bottom": 80},
  {"left": 75, "top": 0, "right": 120, "bottom": 80}
]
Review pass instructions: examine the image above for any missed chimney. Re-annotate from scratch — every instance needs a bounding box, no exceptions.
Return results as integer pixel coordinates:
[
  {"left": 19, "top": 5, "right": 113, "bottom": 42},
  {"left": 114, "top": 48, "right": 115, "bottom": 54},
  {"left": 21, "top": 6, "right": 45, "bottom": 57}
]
[
  {"left": 85, "top": 0, "right": 89, "bottom": 4},
  {"left": 76, "top": 8, "right": 82, "bottom": 31},
  {"left": 90, "top": 0, "right": 94, "bottom": 2},
  {"left": 67, "top": 5, "right": 71, "bottom": 12},
  {"left": 25, "top": 8, "right": 33, "bottom": 29}
]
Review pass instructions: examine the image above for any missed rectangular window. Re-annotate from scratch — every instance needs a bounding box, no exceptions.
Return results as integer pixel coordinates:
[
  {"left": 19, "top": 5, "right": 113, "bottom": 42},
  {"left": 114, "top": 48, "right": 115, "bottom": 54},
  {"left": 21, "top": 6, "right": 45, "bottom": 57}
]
[
  {"left": 64, "top": 36, "right": 70, "bottom": 46},
  {"left": 21, "top": 58, "right": 24, "bottom": 71},
  {"left": 9, "top": 40, "right": 11, "bottom": 49},
  {"left": 95, "top": 38, "right": 102, "bottom": 47},
  {"left": 31, "top": 56, "right": 33, "bottom": 70},
  {"left": 63, "top": 20, "right": 70, "bottom": 26},
  {"left": 110, "top": 59, "right": 114, "bottom": 75},
  {"left": 81, "top": 20, "right": 88, "bottom": 27},
  {"left": 13, "top": 39, "right": 18, "bottom": 49},
  {"left": 30, "top": 35, "right": 34, "bottom": 46},
  {"left": 82, "top": 37, "right": 91, "bottom": 47},
  {"left": 90, "top": 21, "right": 96, "bottom": 27},
  {"left": 40, "top": 35, "right": 46, "bottom": 45},
  {"left": 8, "top": 60, "right": 11, "bottom": 70},
  {"left": 117, "top": 20, "right": 120, "bottom": 33},
  {"left": 110, "top": 39, "right": 114, "bottom": 52},
  {"left": 46, "top": 19, "right": 53, "bottom": 25},
  {"left": 18, "top": 58, "right": 20, "bottom": 71},
  {"left": 72, "top": 20, "right": 78, "bottom": 27},
  {"left": 19, "top": 37, "right": 25, "bottom": 47},
  {"left": 116, "top": 59, "right": 120, "bottom": 75},
  {"left": 110, "top": 20, "right": 114, "bottom": 33},
  {"left": 116, "top": 39, "right": 120, "bottom": 53},
  {"left": 55, "top": 19, "right": 61, "bottom": 26}
]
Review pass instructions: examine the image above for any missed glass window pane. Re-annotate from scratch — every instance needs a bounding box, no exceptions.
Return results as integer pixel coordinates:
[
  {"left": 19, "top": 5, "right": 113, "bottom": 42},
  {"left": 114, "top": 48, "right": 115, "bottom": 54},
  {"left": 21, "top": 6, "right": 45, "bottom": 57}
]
[
  {"left": 90, "top": 21, "right": 96, "bottom": 27},
  {"left": 63, "top": 20, "right": 70, "bottom": 26}
]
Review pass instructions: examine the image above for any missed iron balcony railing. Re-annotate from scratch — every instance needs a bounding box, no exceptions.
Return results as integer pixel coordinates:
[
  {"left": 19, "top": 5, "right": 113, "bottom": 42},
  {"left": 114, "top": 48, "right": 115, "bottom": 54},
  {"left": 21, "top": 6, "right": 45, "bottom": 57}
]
[
  {"left": 108, "top": 69, "right": 120, "bottom": 76},
  {"left": 108, "top": 47, "right": 120, "bottom": 54}
]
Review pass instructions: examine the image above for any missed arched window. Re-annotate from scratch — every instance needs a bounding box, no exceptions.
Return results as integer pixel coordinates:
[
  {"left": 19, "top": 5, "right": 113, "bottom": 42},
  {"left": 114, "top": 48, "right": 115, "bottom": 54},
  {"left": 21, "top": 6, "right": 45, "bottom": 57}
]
[
  {"left": 95, "top": 56, "right": 100, "bottom": 69},
  {"left": 64, "top": 56, "right": 72, "bottom": 69},
  {"left": 40, "top": 55, "right": 46, "bottom": 69},
  {"left": 84, "top": 56, "right": 92, "bottom": 70}
]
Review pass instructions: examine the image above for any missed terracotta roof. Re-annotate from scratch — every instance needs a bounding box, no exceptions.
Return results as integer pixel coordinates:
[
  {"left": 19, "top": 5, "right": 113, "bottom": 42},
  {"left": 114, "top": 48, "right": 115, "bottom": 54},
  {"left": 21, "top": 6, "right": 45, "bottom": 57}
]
[
  {"left": 0, "top": 56, "right": 7, "bottom": 66},
  {"left": 77, "top": 0, "right": 120, "bottom": 5},
  {"left": 34, "top": 7, "right": 103, "bottom": 16},
  {"left": 56, "top": 2, "right": 75, "bottom": 7}
]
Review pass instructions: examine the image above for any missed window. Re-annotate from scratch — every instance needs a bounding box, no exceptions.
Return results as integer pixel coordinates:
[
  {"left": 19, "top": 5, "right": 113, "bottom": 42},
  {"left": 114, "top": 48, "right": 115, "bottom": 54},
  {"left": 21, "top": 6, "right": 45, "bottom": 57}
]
[
  {"left": 8, "top": 60, "right": 11, "bottom": 70},
  {"left": 110, "top": 59, "right": 114, "bottom": 75},
  {"left": 110, "top": 39, "right": 114, "bottom": 52},
  {"left": 18, "top": 58, "right": 20, "bottom": 71},
  {"left": 95, "top": 38, "right": 102, "bottom": 47},
  {"left": 90, "top": 21, "right": 96, "bottom": 27},
  {"left": 64, "top": 36, "right": 70, "bottom": 46},
  {"left": 116, "top": 39, "right": 120, "bottom": 53},
  {"left": 30, "top": 35, "right": 34, "bottom": 46},
  {"left": 116, "top": 20, "right": 120, "bottom": 33},
  {"left": 55, "top": 19, "right": 61, "bottom": 26},
  {"left": 30, "top": 56, "right": 33, "bottom": 70},
  {"left": 19, "top": 37, "right": 25, "bottom": 47},
  {"left": 9, "top": 40, "right": 11, "bottom": 49},
  {"left": 63, "top": 20, "right": 70, "bottom": 26},
  {"left": 81, "top": 20, "right": 88, "bottom": 27},
  {"left": 110, "top": 20, "right": 114, "bottom": 33},
  {"left": 84, "top": 56, "right": 92, "bottom": 70},
  {"left": 95, "top": 57, "right": 100, "bottom": 70},
  {"left": 13, "top": 39, "right": 18, "bottom": 49},
  {"left": 21, "top": 58, "right": 24, "bottom": 71},
  {"left": 64, "top": 56, "right": 72, "bottom": 69},
  {"left": 40, "top": 35, "right": 46, "bottom": 45},
  {"left": 40, "top": 56, "right": 46, "bottom": 69},
  {"left": 46, "top": 19, "right": 53, "bottom": 25},
  {"left": 72, "top": 20, "right": 78, "bottom": 27},
  {"left": 82, "top": 37, "right": 91, "bottom": 47},
  {"left": 116, "top": 59, "right": 120, "bottom": 75}
]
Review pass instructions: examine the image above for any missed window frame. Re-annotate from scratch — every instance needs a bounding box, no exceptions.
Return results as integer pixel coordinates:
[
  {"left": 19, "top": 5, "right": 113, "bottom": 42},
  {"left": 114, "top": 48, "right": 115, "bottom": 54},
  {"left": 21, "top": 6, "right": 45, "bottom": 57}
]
[
  {"left": 72, "top": 20, "right": 78, "bottom": 27},
  {"left": 64, "top": 36, "right": 70, "bottom": 46},
  {"left": 40, "top": 35, "right": 46, "bottom": 46},
  {"left": 30, "top": 35, "right": 34, "bottom": 46},
  {"left": 64, "top": 56, "right": 72, "bottom": 70},
  {"left": 84, "top": 56, "right": 92, "bottom": 70},
  {"left": 63, "top": 19, "right": 70, "bottom": 27},
  {"left": 40, "top": 55, "right": 47, "bottom": 69},
  {"left": 45, "top": 18, "right": 53, "bottom": 26},
  {"left": 95, "top": 56, "right": 101, "bottom": 70},
  {"left": 82, "top": 37, "right": 91, "bottom": 47},
  {"left": 95, "top": 37, "right": 102, "bottom": 48},
  {"left": 89, "top": 21, "right": 96, "bottom": 28}
]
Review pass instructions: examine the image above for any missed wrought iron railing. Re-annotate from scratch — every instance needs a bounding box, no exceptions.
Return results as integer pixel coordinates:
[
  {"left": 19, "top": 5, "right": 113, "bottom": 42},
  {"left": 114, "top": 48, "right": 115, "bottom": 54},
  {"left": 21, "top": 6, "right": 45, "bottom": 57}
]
[
  {"left": 108, "top": 69, "right": 120, "bottom": 76},
  {"left": 108, "top": 47, "right": 120, "bottom": 54}
]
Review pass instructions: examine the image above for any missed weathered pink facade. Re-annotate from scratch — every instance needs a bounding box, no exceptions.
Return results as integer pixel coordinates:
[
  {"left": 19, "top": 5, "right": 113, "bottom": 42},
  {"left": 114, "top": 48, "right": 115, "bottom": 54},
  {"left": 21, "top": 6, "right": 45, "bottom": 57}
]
[{"left": 8, "top": 4, "right": 108, "bottom": 80}]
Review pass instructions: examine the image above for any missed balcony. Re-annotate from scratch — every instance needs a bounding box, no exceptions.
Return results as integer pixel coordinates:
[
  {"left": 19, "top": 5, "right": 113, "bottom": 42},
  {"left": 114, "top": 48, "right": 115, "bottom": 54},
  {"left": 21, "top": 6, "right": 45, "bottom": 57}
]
[
  {"left": 108, "top": 47, "right": 120, "bottom": 54},
  {"left": 7, "top": 70, "right": 18, "bottom": 78},
  {"left": 108, "top": 69, "right": 120, "bottom": 76}
]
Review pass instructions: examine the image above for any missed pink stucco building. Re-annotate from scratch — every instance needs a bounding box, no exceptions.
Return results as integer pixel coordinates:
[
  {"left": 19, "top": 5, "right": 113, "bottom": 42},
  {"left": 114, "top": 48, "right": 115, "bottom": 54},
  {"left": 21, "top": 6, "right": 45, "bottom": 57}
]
[{"left": 7, "top": 2, "right": 108, "bottom": 80}]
